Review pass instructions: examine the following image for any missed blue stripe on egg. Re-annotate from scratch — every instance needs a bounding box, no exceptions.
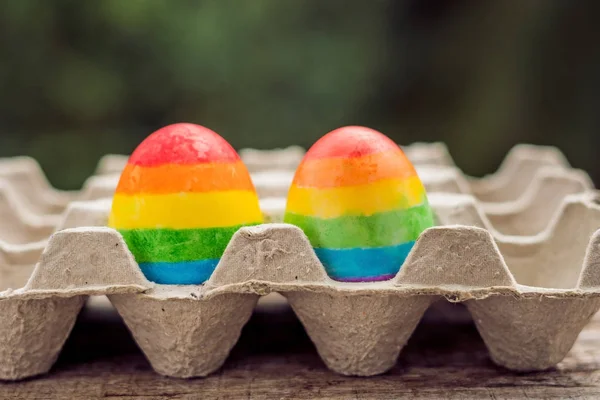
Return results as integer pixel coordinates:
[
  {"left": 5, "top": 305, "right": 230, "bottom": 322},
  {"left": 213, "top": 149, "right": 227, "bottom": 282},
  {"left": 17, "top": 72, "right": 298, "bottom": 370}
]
[
  {"left": 313, "top": 241, "right": 415, "bottom": 282},
  {"left": 139, "top": 259, "right": 220, "bottom": 284}
]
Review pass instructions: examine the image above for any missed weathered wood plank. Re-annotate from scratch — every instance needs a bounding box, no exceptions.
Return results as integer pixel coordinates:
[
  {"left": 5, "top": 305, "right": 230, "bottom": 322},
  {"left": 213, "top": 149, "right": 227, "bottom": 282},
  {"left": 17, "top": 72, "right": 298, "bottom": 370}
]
[{"left": 0, "top": 296, "right": 598, "bottom": 400}]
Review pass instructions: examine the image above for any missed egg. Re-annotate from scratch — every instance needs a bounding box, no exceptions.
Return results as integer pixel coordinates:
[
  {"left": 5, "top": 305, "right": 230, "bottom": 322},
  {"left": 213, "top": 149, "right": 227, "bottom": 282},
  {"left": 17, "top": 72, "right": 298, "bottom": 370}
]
[
  {"left": 108, "top": 123, "right": 263, "bottom": 284},
  {"left": 284, "top": 126, "right": 435, "bottom": 282}
]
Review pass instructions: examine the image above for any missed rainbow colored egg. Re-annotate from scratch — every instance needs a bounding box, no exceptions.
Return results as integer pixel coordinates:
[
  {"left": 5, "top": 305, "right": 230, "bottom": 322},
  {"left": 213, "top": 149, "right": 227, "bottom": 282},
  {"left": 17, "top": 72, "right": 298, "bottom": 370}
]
[
  {"left": 284, "top": 126, "right": 434, "bottom": 282},
  {"left": 108, "top": 123, "right": 263, "bottom": 284}
]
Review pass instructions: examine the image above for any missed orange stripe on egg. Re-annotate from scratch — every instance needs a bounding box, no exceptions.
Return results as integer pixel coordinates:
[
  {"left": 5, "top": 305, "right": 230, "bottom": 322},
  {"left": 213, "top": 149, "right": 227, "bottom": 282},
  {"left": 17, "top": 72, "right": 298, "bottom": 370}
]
[
  {"left": 292, "top": 149, "right": 417, "bottom": 188},
  {"left": 115, "top": 161, "right": 256, "bottom": 194}
]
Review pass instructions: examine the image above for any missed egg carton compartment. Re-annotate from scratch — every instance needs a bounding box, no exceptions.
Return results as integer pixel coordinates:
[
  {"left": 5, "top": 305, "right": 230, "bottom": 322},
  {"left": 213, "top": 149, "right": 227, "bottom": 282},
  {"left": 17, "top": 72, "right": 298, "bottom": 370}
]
[
  {"left": 0, "top": 228, "right": 147, "bottom": 380},
  {"left": 403, "top": 142, "right": 573, "bottom": 202},
  {"left": 0, "top": 156, "right": 78, "bottom": 215},
  {"left": 0, "top": 189, "right": 111, "bottom": 245}
]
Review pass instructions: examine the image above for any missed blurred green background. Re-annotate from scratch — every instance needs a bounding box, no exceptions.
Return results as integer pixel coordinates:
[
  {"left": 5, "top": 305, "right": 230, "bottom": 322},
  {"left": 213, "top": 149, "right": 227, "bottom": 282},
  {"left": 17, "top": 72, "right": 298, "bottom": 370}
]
[{"left": 0, "top": 0, "right": 599, "bottom": 189}]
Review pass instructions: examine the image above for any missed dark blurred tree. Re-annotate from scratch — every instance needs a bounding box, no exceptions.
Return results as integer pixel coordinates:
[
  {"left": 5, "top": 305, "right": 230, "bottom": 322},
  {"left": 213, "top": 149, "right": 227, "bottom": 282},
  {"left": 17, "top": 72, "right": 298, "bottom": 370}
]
[{"left": 0, "top": 0, "right": 599, "bottom": 188}]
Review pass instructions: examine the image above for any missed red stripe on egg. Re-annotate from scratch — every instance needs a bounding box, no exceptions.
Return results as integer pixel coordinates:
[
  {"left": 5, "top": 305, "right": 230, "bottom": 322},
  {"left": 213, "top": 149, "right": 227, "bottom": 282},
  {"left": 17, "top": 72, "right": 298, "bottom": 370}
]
[
  {"left": 128, "top": 123, "right": 240, "bottom": 166},
  {"left": 302, "top": 126, "right": 402, "bottom": 161}
]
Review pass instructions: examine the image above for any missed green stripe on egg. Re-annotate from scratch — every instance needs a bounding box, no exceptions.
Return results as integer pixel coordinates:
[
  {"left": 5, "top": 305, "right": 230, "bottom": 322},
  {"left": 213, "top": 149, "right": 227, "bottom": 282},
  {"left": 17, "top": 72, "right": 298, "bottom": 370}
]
[
  {"left": 283, "top": 203, "right": 434, "bottom": 249},
  {"left": 118, "top": 223, "right": 261, "bottom": 264}
]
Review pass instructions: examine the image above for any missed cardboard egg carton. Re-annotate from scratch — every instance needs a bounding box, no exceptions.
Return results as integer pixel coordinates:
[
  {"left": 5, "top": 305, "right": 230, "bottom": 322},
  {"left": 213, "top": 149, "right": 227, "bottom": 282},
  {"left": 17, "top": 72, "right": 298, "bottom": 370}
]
[
  {"left": 0, "top": 142, "right": 590, "bottom": 259},
  {"left": 2, "top": 198, "right": 600, "bottom": 380},
  {"left": 0, "top": 143, "right": 598, "bottom": 381},
  {"left": 0, "top": 142, "right": 573, "bottom": 212},
  {"left": 0, "top": 164, "right": 590, "bottom": 245},
  {"left": 0, "top": 143, "right": 587, "bottom": 240}
]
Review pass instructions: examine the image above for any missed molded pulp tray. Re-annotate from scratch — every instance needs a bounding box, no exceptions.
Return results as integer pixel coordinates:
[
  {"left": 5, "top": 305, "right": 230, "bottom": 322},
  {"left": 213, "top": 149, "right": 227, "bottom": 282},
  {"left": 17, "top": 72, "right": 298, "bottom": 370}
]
[{"left": 0, "top": 143, "right": 599, "bottom": 381}]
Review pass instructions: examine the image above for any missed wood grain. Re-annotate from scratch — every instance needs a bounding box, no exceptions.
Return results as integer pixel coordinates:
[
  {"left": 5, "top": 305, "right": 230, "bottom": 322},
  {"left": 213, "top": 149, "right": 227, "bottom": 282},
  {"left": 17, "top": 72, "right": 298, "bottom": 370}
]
[{"left": 0, "top": 295, "right": 598, "bottom": 400}]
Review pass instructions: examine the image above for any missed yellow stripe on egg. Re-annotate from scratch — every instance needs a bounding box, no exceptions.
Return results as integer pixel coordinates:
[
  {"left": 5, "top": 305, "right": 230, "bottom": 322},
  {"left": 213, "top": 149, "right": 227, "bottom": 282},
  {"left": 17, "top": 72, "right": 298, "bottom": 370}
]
[
  {"left": 109, "top": 191, "right": 263, "bottom": 229},
  {"left": 285, "top": 176, "right": 427, "bottom": 219}
]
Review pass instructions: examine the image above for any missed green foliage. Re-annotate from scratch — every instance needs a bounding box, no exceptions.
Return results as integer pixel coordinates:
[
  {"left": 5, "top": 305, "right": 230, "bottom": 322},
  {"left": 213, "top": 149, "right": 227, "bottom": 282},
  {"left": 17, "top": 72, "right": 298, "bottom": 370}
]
[{"left": 0, "top": 0, "right": 599, "bottom": 188}]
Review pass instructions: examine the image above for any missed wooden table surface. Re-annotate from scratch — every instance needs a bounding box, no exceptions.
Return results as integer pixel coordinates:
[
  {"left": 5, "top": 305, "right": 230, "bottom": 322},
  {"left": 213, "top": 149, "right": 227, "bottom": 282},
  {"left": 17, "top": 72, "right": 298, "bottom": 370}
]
[{"left": 0, "top": 295, "right": 599, "bottom": 400}]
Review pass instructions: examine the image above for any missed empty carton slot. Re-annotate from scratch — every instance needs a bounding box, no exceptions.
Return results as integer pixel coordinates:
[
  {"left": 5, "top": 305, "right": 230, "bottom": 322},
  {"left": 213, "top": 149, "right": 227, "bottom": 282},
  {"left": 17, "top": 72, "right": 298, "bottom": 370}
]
[
  {"left": 0, "top": 228, "right": 150, "bottom": 381},
  {"left": 497, "top": 200, "right": 600, "bottom": 289},
  {"left": 500, "top": 241, "right": 587, "bottom": 289},
  {"left": 0, "top": 193, "right": 111, "bottom": 245},
  {"left": 483, "top": 169, "right": 591, "bottom": 236},
  {"left": 0, "top": 246, "right": 41, "bottom": 292},
  {"left": 0, "top": 182, "right": 58, "bottom": 244},
  {"left": 468, "top": 145, "right": 570, "bottom": 203},
  {"left": 0, "top": 157, "right": 75, "bottom": 216}
]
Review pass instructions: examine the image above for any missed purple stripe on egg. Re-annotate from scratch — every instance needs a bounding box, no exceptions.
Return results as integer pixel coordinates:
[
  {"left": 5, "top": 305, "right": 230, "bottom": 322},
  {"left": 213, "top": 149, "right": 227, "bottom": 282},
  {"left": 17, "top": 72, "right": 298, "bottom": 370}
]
[{"left": 334, "top": 274, "right": 397, "bottom": 282}]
